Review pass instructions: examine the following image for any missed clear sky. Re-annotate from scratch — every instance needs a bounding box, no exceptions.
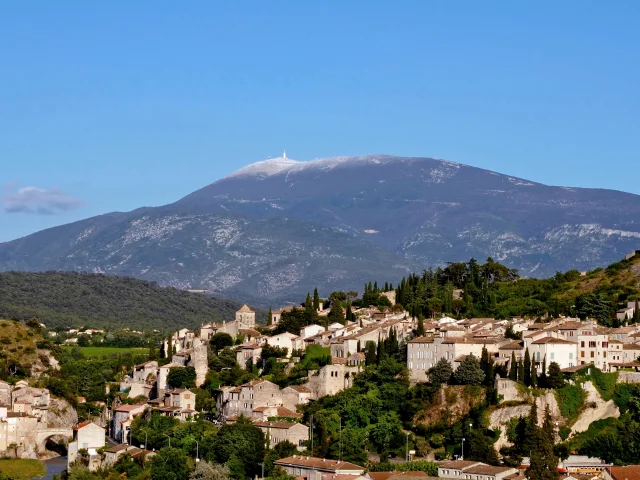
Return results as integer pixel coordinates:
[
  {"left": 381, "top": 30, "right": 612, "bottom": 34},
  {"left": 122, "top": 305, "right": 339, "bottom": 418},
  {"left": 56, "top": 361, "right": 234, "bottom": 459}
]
[{"left": 1, "top": 1, "right": 639, "bottom": 242}]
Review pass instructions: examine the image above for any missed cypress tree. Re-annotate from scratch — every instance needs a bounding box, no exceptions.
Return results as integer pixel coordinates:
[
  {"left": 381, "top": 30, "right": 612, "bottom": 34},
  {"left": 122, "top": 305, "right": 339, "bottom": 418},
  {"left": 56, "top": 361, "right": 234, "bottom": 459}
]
[
  {"left": 524, "top": 348, "right": 532, "bottom": 386},
  {"left": 509, "top": 352, "right": 518, "bottom": 380},
  {"left": 365, "top": 341, "right": 377, "bottom": 365},
  {"left": 539, "top": 355, "right": 547, "bottom": 388},
  {"left": 384, "top": 282, "right": 389, "bottom": 292},
  {"left": 267, "top": 306, "right": 273, "bottom": 326},
  {"left": 417, "top": 317, "right": 425, "bottom": 337},
  {"left": 518, "top": 360, "right": 525, "bottom": 384},
  {"left": 374, "top": 281, "right": 379, "bottom": 293},
  {"left": 313, "top": 288, "right": 320, "bottom": 311},
  {"left": 530, "top": 359, "right": 537, "bottom": 388},
  {"left": 635, "top": 299, "right": 640, "bottom": 324},
  {"left": 526, "top": 405, "right": 558, "bottom": 480}
]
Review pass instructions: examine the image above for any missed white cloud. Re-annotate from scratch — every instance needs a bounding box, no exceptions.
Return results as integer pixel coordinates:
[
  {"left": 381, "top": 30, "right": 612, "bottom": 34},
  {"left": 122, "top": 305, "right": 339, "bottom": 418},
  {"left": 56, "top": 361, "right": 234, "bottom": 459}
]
[{"left": 2, "top": 185, "right": 85, "bottom": 214}]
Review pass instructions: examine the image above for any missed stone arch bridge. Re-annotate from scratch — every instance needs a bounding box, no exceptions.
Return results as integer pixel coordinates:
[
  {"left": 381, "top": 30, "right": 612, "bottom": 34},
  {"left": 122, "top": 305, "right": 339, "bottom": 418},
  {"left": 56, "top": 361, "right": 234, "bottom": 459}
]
[{"left": 36, "top": 428, "right": 73, "bottom": 453}]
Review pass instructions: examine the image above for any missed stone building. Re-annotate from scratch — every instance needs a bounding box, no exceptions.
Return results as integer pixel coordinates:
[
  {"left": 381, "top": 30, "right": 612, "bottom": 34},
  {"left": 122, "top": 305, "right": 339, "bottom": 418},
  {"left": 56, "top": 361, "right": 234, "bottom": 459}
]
[
  {"left": 303, "top": 364, "right": 361, "bottom": 398},
  {"left": 274, "top": 456, "right": 364, "bottom": 477},
  {"left": 149, "top": 389, "right": 196, "bottom": 421},
  {"left": 112, "top": 404, "right": 147, "bottom": 443},
  {"left": 68, "top": 421, "right": 105, "bottom": 470},
  {"left": 255, "top": 421, "right": 309, "bottom": 450}
]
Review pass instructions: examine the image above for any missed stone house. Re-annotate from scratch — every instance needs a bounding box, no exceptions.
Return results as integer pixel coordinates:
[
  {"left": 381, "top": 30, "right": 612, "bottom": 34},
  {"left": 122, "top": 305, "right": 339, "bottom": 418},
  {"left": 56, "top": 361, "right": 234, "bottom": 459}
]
[
  {"left": 153, "top": 389, "right": 196, "bottom": 421},
  {"left": 407, "top": 336, "right": 435, "bottom": 383},
  {"left": 218, "top": 380, "right": 284, "bottom": 419},
  {"left": 0, "top": 408, "right": 39, "bottom": 456},
  {"left": 497, "top": 341, "right": 524, "bottom": 369},
  {"left": 282, "top": 386, "right": 312, "bottom": 411},
  {"left": 112, "top": 404, "right": 147, "bottom": 443},
  {"left": 301, "top": 324, "right": 326, "bottom": 340},
  {"left": 216, "top": 386, "right": 241, "bottom": 419},
  {"left": 407, "top": 336, "right": 503, "bottom": 383},
  {"left": 236, "top": 343, "right": 262, "bottom": 370},
  {"left": 251, "top": 405, "right": 301, "bottom": 422},
  {"left": 274, "top": 456, "right": 364, "bottom": 477},
  {"left": 608, "top": 340, "right": 624, "bottom": 363},
  {"left": 264, "top": 332, "right": 305, "bottom": 357},
  {"left": 68, "top": 421, "right": 105, "bottom": 471},
  {"left": 303, "top": 364, "right": 360, "bottom": 398},
  {"left": 103, "top": 444, "right": 154, "bottom": 466},
  {"left": 11, "top": 384, "right": 50, "bottom": 422},
  {"left": 438, "top": 460, "right": 516, "bottom": 480},
  {"left": 255, "top": 421, "right": 309, "bottom": 450},
  {"left": 527, "top": 337, "right": 578, "bottom": 371},
  {"left": 622, "top": 343, "right": 640, "bottom": 363}
]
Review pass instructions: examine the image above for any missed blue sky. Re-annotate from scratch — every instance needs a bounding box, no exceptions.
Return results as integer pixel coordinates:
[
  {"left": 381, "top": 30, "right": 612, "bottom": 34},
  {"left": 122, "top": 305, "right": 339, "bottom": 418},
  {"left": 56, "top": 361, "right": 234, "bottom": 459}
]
[{"left": 1, "top": 1, "right": 639, "bottom": 242}]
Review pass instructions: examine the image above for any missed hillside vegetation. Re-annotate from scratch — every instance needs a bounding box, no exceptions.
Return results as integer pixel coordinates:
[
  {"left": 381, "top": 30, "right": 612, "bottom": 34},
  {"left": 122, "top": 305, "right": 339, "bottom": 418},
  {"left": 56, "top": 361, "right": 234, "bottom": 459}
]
[
  {"left": 0, "top": 271, "right": 247, "bottom": 330},
  {"left": 395, "top": 254, "right": 640, "bottom": 324},
  {"left": 0, "top": 319, "right": 51, "bottom": 378}
]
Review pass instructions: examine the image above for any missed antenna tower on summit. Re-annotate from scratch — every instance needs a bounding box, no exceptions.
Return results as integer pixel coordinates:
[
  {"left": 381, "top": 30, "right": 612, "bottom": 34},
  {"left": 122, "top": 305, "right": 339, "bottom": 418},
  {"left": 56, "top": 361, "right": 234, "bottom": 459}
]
[{"left": 283, "top": 150, "right": 287, "bottom": 160}]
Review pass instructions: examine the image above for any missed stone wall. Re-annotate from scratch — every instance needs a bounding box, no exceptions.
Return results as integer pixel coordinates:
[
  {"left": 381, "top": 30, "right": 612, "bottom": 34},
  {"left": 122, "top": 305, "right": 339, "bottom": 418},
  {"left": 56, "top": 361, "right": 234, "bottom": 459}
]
[{"left": 617, "top": 371, "right": 640, "bottom": 384}]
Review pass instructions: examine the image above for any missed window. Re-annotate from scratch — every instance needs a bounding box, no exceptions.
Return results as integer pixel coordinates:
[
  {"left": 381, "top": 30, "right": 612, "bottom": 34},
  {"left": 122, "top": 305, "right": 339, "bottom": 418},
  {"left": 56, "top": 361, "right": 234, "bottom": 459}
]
[
  {"left": 581, "top": 352, "right": 585, "bottom": 358},
  {"left": 591, "top": 352, "right": 595, "bottom": 358},
  {"left": 551, "top": 353, "right": 555, "bottom": 360},
  {"left": 589, "top": 341, "right": 596, "bottom": 348},
  {"left": 569, "top": 353, "right": 573, "bottom": 359},
  {"left": 581, "top": 341, "right": 585, "bottom": 348},
  {"left": 603, "top": 342, "right": 608, "bottom": 348}
]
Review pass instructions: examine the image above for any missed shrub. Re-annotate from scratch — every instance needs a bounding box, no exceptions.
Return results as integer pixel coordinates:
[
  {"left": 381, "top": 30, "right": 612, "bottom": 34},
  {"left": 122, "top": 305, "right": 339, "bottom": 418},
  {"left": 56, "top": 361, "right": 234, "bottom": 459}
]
[{"left": 555, "top": 384, "right": 585, "bottom": 423}]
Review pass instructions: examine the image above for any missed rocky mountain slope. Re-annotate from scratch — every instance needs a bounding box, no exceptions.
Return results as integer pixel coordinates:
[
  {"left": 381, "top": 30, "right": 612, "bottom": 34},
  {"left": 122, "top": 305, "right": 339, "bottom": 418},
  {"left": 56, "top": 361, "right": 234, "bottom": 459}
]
[{"left": 1, "top": 154, "right": 640, "bottom": 304}]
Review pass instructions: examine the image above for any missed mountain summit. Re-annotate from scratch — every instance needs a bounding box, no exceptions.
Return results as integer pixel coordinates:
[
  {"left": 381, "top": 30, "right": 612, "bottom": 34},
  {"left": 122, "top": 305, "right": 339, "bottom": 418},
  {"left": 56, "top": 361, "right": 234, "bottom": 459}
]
[{"left": 1, "top": 154, "right": 639, "bottom": 304}]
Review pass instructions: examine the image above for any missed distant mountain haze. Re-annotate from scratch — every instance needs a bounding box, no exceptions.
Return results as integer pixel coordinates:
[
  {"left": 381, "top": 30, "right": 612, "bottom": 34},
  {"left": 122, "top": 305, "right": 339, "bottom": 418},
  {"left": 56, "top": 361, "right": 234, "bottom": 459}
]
[{"left": 1, "top": 155, "right": 639, "bottom": 305}]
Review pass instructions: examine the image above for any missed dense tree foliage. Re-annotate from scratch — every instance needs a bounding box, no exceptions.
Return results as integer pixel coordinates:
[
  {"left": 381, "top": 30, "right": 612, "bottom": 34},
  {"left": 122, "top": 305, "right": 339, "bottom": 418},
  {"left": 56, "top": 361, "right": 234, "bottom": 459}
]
[
  {"left": 167, "top": 366, "right": 197, "bottom": 388},
  {"left": 393, "top": 256, "right": 640, "bottom": 324},
  {"left": 0, "top": 271, "right": 250, "bottom": 330}
]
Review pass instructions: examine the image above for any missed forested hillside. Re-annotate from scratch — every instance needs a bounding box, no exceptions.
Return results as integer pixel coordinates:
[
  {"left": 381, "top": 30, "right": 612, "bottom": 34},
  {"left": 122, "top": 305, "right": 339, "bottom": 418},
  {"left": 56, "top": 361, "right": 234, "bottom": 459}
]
[
  {"left": 395, "top": 255, "right": 640, "bottom": 325},
  {"left": 0, "top": 271, "right": 248, "bottom": 330}
]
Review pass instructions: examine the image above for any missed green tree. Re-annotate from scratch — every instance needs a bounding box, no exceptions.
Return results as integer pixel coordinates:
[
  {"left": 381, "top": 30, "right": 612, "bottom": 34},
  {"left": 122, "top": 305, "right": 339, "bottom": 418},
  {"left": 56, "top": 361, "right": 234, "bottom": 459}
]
[
  {"left": 210, "top": 333, "right": 234, "bottom": 353},
  {"left": 369, "top": 411, "right": 404, "bottom": 458},
  {"left": 546, "top": 362, "right": 564, "bottom": 389},
  {"left": 539, "top": 355, "right": 547, "bottom": 388},
  {"left": 167, "top": 366, "right": 197, "bottom": 388},
  {"left": 313, "top": 288, "right": 321, "bottom": 311},
  {"left": 518, "top": 360, "right": 525, "bottom": 384},
  {"left": 209, "top": 417, "right": 265, "bottom": 478},
  {"left": 190, "top": 461, "right": 231, "bottom": 480},
  {"left": 509, "top": 352, "right": 518, "bottom": 381},
  {"left": 526, "top": 405, "right": 559, "bottom": 480},
  {"left": 428, "top": 358, "right": 453, "bottom": 385},
  {"left": 530, "top": 359, "right": 537, "bottom": 388},
  {"left": 267, "top": 307, "right": 273, "bottom": 326},
  {"left": 365, "top": 341, "right": 377, "bottom": 366},
  {"left": 328, "top": 301, "right": 345, "bottom": 326},
  {"left": 416, "top": 318, "right": 425, "bottom": 337},
  {"left": 150, "top": 447, "right": 190, "bottom": 480},
  {"left": 524, "top": 348, "right": 532, "bottom": 386},
  {"left": 452, "top": 354, "right": 485, "bottom": 386}
]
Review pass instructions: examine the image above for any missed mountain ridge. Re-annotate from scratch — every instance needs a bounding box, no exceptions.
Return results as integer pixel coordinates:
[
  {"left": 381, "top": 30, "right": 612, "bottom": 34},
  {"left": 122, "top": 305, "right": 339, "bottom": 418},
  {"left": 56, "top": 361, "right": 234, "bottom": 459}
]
[{"left": 1, "top": 154, "right": 639, "bottom": 304}]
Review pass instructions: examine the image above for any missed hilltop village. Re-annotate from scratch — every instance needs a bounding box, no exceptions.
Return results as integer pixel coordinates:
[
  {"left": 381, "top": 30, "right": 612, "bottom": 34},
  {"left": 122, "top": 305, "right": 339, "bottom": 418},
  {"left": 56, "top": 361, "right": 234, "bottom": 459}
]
[{"left": 3, "top": 257, "right": 640, "bottom": 480}]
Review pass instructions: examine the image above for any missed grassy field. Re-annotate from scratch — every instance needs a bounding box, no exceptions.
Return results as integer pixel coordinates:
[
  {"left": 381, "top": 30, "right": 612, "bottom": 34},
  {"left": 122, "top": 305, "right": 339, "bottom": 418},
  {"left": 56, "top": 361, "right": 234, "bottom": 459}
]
[
  {"left": 0, "top": 458, "right": 46, "bottom": 480},
  {"left": 62, "top": 346, "right": 148, "bottom": 357}
]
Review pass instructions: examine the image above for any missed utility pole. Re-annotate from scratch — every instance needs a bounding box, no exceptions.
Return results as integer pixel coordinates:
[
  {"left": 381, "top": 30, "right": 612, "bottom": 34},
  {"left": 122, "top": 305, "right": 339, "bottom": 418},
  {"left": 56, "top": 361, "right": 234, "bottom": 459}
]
[
  {"left": 461, "top": 438, "right": 465, "bottom": 461},
  {"left": 196, "top": 441, "right": 199, "bottom": 462}
]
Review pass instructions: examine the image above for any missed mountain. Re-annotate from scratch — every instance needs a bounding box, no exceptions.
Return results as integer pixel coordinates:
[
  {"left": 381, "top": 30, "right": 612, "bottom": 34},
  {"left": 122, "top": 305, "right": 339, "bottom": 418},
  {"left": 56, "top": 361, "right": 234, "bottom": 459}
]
[
  {"left": 0, "top": 271, "right": 247, "bottom": 330},
  {"left": 1, "top": 154, "right": 640, "bottom": 304}
]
